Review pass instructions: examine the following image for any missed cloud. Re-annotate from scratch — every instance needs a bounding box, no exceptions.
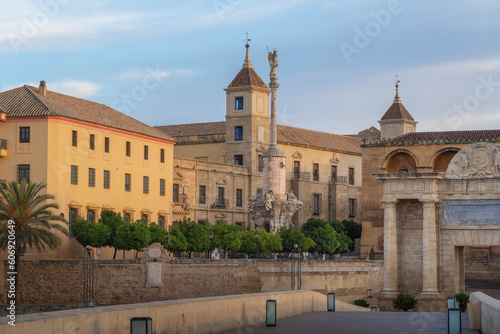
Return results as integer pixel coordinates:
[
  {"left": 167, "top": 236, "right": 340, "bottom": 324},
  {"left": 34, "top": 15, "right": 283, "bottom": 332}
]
[
  {"left": 113, "top": 68, "right": 196, "bottom": 81},
  {"left": 49, "top": 81, "right": 100, "bottom": 98}
]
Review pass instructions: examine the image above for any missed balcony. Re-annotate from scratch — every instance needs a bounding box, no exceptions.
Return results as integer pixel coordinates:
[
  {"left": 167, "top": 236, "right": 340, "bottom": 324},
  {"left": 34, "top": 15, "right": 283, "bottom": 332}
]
[
  {"left": 210, "top": 198, "right": 229, "bottom": 209},
  {"left": 331, "top": 175, "right": 348, "bottom": 184},
  {"left": 0, "top": 139, "right": 7, "bottom": 157},
  {"left": 292, "top": 171, "right": 310, "bottom": 181}
]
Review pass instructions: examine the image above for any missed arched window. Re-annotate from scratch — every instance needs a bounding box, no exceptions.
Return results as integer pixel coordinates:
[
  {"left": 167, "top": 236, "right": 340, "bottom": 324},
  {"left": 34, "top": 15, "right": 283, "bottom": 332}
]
[
  {"left": 386, "top": 152, "right": 417, "bottom": 173},
  {"left": 123, "top": 213, "right": 131, "bottom": 224},
  {"left": 87, "top": 210, "right": 95, "bottom": 223},
  {"left": 433, "top": 150, "right": 458, "bottom": 172},
  {"left": 158, "top": 216, "right": 165, "bottom": 229},
  {"left": 141, "top": 214, "right": 148, "bottom": 225}
]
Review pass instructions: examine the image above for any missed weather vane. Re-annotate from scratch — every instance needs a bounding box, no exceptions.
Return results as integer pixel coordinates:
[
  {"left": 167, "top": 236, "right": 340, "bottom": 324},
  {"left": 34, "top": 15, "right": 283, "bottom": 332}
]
[{"left": 244, "top": 32, "right": 251, "bottom": 45}]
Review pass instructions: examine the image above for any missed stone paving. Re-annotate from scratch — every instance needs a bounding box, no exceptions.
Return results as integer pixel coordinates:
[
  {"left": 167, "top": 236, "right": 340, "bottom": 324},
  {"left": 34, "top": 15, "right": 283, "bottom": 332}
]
[{"left": 222, "top": 311, "right": 479, "bottom": 334}]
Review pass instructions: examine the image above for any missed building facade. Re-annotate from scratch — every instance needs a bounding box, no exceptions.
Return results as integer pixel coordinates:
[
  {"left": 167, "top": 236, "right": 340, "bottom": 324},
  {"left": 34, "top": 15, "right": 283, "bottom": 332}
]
[{"left": 0, "top": 82, "right": 175, "bottom": 259}]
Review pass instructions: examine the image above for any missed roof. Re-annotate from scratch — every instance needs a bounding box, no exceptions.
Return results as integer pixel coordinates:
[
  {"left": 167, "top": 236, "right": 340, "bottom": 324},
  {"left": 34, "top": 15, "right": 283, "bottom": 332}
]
[
  {"left": 227, "top": 67, "right": 268, "bottom": 89},
  {"left": 158, "top": 121, "right": 362, "bottom": 154},
  {"left": 0, "top": 85, "right": 174, "bottom": 142},
  {"left": 362, "top": 129, "right": 500, "bottom": 146},
  {"left": 156, "top": 121, "right": 226, "bottom": 137},
  {"left": 381, "top": 100, "right": 414, "bottom": 121}
]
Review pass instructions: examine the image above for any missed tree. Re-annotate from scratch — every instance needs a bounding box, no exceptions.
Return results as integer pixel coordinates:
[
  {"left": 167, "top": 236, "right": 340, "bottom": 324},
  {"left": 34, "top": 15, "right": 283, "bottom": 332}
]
[
  {"left": 0, "top": 180, "right": 68, "bottom": 304},
  {"left": 71, "top": 217, "right": 111, "bottom": 248},
  {"left": 239, "top": 228, "right": 258, "bottom": 256},
  {"left": 305, "top": 223, "right": 339, "bottom": 257},
  {"left": 149, "top": 222, "right": 167, "bottom": 247},
  {"left": 99, "top": 210, "right": 125, "bottom": 259},
  {"left": 211, "top": 221, "right": 242, "bottom": 257},
  {"left": 176, "top": 217, "right": 209, "bottom": 258},
  {"left": 342, "top": 220, "right": 362, "bottom": 241},
  {"left": 167, "top": 225, "right": 188, "bottom": 255},
  {"left": 114, "top": 221, "right": 151, "bottom": 258},
  {"left": 278, "top": 226, "right": 316, "bottom": 255},
  {"left": 258, "top": 230, "right": 283, "bottom": 255}
]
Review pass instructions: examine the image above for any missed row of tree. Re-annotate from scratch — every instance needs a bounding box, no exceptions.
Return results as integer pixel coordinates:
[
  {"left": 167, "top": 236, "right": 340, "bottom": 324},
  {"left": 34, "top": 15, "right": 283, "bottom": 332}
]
[{"left": 72, "top": 210, "right": 361, "bottom": 259}]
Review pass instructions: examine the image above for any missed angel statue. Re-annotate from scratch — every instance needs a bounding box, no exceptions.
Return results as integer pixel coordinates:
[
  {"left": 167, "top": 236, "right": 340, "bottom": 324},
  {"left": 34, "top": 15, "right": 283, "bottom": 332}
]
[{"left": 268, "top": 50, "right": 278, "bottom": 78}]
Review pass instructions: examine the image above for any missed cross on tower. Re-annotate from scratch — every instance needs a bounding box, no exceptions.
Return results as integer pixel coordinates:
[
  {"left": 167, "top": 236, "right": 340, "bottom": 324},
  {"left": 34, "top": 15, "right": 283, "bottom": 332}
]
[{"left": 244, "top": 32, "right": 251, "bottom": 46}]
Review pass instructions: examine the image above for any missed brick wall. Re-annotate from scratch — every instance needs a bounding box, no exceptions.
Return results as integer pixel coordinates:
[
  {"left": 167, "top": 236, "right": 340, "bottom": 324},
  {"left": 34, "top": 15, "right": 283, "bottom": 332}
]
[{"left": 2, "top": 259, "right": 383, "bottom": 306}]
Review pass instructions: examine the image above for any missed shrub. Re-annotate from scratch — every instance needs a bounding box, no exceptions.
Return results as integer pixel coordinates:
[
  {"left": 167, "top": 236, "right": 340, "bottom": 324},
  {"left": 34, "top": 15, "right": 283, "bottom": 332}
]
[
  {"left": 393, "top": 293, "right": 417, "bottom": 312},
  {"left": 454, "top": 293, "right": 469, "bottom": 313},
  {"left": 353, "top": 299, "right": 369, "bottom": 308}
]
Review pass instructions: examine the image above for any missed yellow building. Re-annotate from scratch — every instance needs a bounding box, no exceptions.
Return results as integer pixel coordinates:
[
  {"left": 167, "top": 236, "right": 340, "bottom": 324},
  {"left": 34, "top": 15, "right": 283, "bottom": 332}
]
[
  {"left": 0, "top": 81, "right": 175, "bottom": 259},
  {"left": 158, "top": 45, "right": 363, "bottom": 229}
]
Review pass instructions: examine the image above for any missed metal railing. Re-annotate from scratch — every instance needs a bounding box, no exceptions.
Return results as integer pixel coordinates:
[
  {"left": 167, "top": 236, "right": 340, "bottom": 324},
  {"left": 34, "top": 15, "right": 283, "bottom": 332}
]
[
  {"left": 0, "top": 139, "right": 6, "bottom": 150},
  {"left": 211, "top": 198, "right": 229, "bottom": 209},
  {"left": 292, "top": 171, "right": 310, "bottom": 181},
  {"left": 331, "top": 175, "right": 348, "bottom": 184}
]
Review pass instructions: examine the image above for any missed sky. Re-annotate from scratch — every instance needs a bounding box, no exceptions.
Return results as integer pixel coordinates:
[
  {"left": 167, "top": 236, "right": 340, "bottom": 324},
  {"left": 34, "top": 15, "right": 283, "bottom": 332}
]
[{"left": 1, "top": 0, "right": 500, "bottom": 135}]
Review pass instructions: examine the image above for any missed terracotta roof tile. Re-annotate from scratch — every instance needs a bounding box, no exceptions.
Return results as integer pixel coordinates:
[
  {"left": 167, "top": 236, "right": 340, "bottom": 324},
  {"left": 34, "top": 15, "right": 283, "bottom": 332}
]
[
  {"left": 0, "top": 85, "right": 174, "bottom": 142},
  {"left": 158, "top": 121, "right": 362, "bottom": 154},
  {"left": 227, "top": 68, "right": 268, "bottom": 89},
  {"left": 381, "top": 101, "right": 414, "bottom": 121}
]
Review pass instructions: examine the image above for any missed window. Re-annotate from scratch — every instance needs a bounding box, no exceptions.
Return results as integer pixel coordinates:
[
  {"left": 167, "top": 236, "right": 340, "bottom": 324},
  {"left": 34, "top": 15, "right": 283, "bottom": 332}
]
[
  {"left": 159, "top": 179, "right": 165, "bottom": 196},
  {"left": 173, "top": 184, "right": 179, "bottom": 202},
  {"left": 235, "top": 126, "right": 243, "bottom": 141},
  {"left": 158, "top": 216, "right": 165, "bottom": 229},
  {"left": 123, "top": 213, "right": 131, "bottom": 224},
  {"left": 234, "top": 154, "right": 243, "bottom": 166},
  {"left": 331, "top": 165, "right": 337, "bottom": 182},
  {"left": 87, "top": 210, "right": 95, "bottom": 222},
  {"left": 144, "top": 145, "right": 149, "bottom": 160},
  {"left": 104, "top": 137, "right": 110, "bottom": 153},
  {"left": 218, "top": 187, "right": 225, "bottom": 205},
  {"left": 160, "top": 148, "right": 165, "bottom": 163},
  {"left": 313, "top": 194, "right": 322, "bottom": 214},
  {"left": 103, "top": 170, "right": 110, "bottom": 189},
  {"left": 19, "top": 127, "right": 30, "bottom": 143},
  {"left": 199, "top": 185, "right": 206, "bottom": 204},
  {"left": 89, "top": 134, "right": 95, "bottom": 150},
  {"left": 126, "top": 141, "right": 131, "bottom": 157},
  {"left": 71, "top": 165, "right": 78, "bottom": 185},
  {"left": 349, "top": 167, "right": 355, "bottom": 185},
  {"left": 294, "top": 161, "right": 300, "bottom": 179},
  {"left": 349, "top": 198, "right": 357, "bottom": 217},
  {"left": 236, "top": 189, "right": 243, "bottom": 207},
  {"left": 125, "top": 173, "right": 131, "bottom": 191},
  {"left": 72, "top": 130, "right": 77, "bottom": 147},
  {"left": 258, "top": 155, "right": 263, "bottom": 172},
  {"left": 236, "top": 222, "right": 244, "bottom": 228},
  {"left": 88, "top": 168, "right": 95, "bottom": 187},
  {"left": 235, "top": 96, "right": 243, "bottom": 110},
  {"left": 313, "top": 163, "right": 319, "bottom": 181},
  {"left": 141, "top": 214, "right": 148, "bottom": 225},
  {"left": 143, "top": 176, "right": 149, "bottom": 194},
  {"left": 69, "top": 208, "right": 78, "bottom": 236},
  {"left": 17, "top": 164, "right": 30, "bottom": 183}
]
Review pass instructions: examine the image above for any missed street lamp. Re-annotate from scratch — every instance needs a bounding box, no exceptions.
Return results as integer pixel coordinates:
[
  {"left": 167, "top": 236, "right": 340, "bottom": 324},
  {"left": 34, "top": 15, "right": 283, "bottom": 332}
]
[
  {"left": 254, "top": 231, "right": 260, "bottom": 258},
  {"left": 209, "top": 231, "right": 214, "bottom": 255},
  {"left": 165, "top": 231, "right": 170, "bottom": 253}
]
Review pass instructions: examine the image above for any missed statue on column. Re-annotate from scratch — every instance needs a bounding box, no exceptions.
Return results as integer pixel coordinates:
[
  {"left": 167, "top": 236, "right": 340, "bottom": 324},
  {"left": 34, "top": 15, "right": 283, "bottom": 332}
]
[{"left": 268, "top": 50, "right": 278, "bottom": 78}]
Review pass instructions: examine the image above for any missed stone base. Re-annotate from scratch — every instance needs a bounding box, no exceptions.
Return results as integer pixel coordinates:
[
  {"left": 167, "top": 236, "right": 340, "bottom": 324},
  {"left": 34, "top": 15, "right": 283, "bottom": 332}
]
[{"left": 378, "top": 293, "right": 447, "bottom": 312}]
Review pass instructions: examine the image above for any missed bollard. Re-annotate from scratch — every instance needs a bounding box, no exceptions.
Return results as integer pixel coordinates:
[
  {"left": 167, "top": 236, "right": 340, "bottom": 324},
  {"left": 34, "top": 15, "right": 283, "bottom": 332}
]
[
  {"left": 266, "top": 300, "right": 277, "bottom": 327},
  {"left": 327, "top": 293, "right": 335, "bottom": 312},
  {"left": 447, "top": 308, "right": 461, "bottom": 334},
  {"left": 130, "top": 317, "right": 152, "bottom": 334}
]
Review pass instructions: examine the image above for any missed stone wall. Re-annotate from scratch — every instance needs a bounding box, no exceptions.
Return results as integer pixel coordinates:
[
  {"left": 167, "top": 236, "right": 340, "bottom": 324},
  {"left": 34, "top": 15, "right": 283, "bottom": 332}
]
[{"left": 2, "top": 258, "right": 383, "bottom": 306}]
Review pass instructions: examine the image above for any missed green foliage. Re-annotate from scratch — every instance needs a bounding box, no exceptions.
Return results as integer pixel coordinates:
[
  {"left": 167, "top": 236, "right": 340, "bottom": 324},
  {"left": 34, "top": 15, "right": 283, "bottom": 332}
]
[
  {"left": 0, "top": 180, "right": 67, "bottom": 256},
  {"left": 239, "top": 228, "right": 258, "bottom": 255},
  {"left": 341, "top": 220, "right": 362, "bottom": 240},
  {"left": 211, "top": 221, "right": 243, "bottom": 254},
  {"left": 353, "top": 299, "right": 369, "bottom": 308},
  {"left": 278, "top": 226, "right": 315, "bottom": 253},
  {"left": 71, "top": 217, "right": 111, "bottom": 248},
  {"left": 114, "top": 221, "right": 152, "bottom": 258},
  {"left": 393, "top": 293, "right": 418, "bottom": 312},
  {"left": 99, "top": 210, "right": 125, "bottom": 258},
  {"left": 454, "top": 293, "right": 469, "bottom": 312},
  {"left": 258, "top": 229, "right": 283, "bottom": 254},
  {"left": 149, "top": 222, "right": 167, "bottom": 247},
  {"left": 303, "top": 218, "right": 351, "bottom": 255},
  {"left": 176, "top": 217, "right": 209, "bottom": 257},
  {"left": 167, "top": 226, "right": 188, "bottom": 253}
]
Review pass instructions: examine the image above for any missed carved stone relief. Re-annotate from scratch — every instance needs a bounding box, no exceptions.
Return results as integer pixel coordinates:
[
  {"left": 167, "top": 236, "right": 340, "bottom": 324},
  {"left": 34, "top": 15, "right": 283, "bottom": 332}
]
[{"left": 445, "top": 142, "right": 500, "bottom": 179}]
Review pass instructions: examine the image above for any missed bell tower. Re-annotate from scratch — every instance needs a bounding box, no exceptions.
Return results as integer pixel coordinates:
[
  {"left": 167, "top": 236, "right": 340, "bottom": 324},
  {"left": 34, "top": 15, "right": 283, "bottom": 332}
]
[{"left": 224, "top": 41, "right": 270, "bottom": 177}]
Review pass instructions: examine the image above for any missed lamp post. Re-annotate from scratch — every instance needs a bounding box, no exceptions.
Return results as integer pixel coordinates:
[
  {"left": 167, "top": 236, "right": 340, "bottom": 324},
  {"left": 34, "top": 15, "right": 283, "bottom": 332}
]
[
  {"left": 209, "top": 231, "right": 214, "bottom": 257},
  {"left": 165, "top": 231, "right": 170, "bottom": 253},
  {"left": 254, "top": 231, "right": 260, "bottom": 258}
]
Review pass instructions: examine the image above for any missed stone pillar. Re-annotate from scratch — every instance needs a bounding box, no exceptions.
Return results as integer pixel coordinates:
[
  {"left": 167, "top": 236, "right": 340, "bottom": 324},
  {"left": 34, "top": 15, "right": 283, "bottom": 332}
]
[
  {"left": 421, "top": 200, "right": 439, "bottom": 296},
  {"left": 382, "top": 200, "right": 399, "bottom": 294}
]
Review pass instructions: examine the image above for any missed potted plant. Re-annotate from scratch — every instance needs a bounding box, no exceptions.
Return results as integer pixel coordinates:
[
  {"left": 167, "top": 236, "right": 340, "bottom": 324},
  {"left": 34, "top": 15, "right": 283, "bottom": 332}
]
[
  {"left": 353, "top": 299, "right": 369, "bottom": 308},
  {"left": 393, "top": 293, "right": 417, "bottom": 312},
  {"left": 454, "top": 293, "right": 469, "bottom": 313}
]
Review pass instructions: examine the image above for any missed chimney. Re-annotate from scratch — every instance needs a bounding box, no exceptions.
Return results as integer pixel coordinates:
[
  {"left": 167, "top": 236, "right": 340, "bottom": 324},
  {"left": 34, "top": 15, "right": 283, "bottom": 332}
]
[{"left": 39, "top": 80, "right": 47, "bottom": 96}]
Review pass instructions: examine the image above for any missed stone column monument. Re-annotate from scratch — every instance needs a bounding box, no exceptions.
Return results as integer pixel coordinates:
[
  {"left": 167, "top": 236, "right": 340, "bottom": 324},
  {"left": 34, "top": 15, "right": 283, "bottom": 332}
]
[{"left": 249, "top": 50, "right": 302, "bottom": 233}]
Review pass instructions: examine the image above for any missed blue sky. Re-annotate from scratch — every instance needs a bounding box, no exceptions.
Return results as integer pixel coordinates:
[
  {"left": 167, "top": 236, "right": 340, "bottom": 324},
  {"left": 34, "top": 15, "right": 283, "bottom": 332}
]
[{"left": 2, "top": 0, "right": 500, "bottom": 135}]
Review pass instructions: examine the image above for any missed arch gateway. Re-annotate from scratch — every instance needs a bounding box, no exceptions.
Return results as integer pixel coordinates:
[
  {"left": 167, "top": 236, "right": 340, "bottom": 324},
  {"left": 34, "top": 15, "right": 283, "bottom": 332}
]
[{"left": 374, "top": 142, "right": 500, "bottom": 311}]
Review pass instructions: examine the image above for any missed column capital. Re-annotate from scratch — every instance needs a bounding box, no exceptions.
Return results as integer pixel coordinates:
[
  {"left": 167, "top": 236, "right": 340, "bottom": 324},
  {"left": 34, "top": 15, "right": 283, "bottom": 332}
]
[
  {"left": 420, "top": 199, "right": 438, "bottom": 205},
  {"left": 381, "top": 199, "right": 398, "bottom": 205}
]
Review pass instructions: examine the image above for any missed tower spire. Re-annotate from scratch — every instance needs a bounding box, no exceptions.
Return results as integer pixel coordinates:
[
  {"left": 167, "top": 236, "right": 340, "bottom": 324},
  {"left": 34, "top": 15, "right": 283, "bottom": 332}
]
[
  {"left": 394, "top": 75, "right": 401, "bottom": 102},
  {"left": 243, "top": 32, "right": 252, "bottom": 69}
]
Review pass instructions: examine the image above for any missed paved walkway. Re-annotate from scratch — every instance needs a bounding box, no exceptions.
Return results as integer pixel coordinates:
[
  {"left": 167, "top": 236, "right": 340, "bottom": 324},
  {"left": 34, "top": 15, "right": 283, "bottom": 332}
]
[{"left": 222, "top": 311, "right": 479, "bottom": 334}]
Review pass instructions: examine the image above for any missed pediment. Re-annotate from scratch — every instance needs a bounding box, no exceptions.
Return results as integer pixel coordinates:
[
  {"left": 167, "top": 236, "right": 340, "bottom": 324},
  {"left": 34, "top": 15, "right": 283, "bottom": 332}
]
[
  {"left": 256, "top": 145, "right": 266, "bottom": 153},
  {"left": 173, "top": 170, "right": 185, "bottom": 180},
  {"left": 330, "top": 153, "right": 340, "bottom": 164},
  {"left": 216, "top": 179, "right": 227, "bottom": 185},
  {"left": 215, "top": 212, "right": 227, "bottom": 219},
  {"left": 292, "top": 151, "right": 303, "bottom": 159}
]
